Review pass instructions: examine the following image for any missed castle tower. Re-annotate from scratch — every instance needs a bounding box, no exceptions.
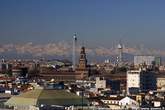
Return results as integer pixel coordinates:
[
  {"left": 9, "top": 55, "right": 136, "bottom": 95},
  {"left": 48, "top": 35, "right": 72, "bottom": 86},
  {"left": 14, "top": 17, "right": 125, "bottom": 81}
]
[
  {"left": 78, "top": 46, "right": 87, "bottom": 69},
  {"left": 76, "top": 46, "right": 88, "bottom": 79}
]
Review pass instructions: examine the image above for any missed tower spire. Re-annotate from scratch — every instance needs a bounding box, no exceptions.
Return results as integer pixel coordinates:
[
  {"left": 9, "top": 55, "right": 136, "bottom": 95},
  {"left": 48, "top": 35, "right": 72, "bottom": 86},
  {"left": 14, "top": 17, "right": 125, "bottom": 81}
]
[
  {"left": 78, "top": 46, "right": 87, "bottom": 69},
  {"left": 117, "top": 40, "right": 123, "bottom": 65}
]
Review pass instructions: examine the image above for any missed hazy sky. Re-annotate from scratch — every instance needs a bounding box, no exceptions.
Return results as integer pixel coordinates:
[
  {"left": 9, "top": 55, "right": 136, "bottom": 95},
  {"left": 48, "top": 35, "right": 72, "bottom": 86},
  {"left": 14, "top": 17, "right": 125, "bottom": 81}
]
[{"left": 0, "top": 0, "right": 165, "bottom": 49}]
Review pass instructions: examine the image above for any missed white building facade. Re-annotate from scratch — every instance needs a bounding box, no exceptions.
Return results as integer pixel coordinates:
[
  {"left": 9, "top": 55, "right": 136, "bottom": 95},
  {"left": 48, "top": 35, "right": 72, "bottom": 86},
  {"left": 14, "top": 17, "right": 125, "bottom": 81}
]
[
  {"left": 95, "top": 77, "right": 106, "bottom": 89},
  {"left": 127, "top": 69, "right": 156, "bottom": 95},
  {"left": 157, "top": 77, "right": 165, "bottom": 91},
  {"left": 127, "top": 70, "right": 141, "bottom": 95},
  {"left": 119, "top": 97, "right": 139, "bottom": 109}
]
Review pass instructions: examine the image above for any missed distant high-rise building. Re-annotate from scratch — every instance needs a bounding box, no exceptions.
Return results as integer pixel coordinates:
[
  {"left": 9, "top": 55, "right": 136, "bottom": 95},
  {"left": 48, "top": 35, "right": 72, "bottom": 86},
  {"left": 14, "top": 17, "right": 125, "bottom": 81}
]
[
  {"left": 134, "top": 55, "right": 160, "bottom": 66},
  {"left": 117, "top": 43, "right": 123, "bottom": 65},
  {"left": 155, "top": 57, "right": 161, "bottom": 67}
]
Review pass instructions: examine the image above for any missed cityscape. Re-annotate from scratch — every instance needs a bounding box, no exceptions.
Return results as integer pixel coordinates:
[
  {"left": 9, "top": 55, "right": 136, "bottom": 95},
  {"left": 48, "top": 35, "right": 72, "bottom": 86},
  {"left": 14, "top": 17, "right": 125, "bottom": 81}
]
[{"left": 1, "top": 0, "right": 165, "bottom": 110}]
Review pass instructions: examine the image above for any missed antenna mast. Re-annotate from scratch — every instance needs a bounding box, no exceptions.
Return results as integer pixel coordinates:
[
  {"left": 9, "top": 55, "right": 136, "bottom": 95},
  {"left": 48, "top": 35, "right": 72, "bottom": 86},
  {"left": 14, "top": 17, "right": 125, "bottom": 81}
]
[{"left": 72, "top": 33, "right": 77, "bottom": 71}]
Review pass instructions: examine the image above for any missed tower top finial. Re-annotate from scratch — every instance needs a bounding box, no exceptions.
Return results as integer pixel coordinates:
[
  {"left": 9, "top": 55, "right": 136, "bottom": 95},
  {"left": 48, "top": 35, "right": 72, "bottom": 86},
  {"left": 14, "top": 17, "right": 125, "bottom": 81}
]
[
  {"left": 73, "top": 33, "right": 77, "bottom": 40},
  {"left": 80, "top": 46, "right": 85, "bottom": 54},
  {"left": 118, "top": 44, "right": 122, "bottom": 49}
]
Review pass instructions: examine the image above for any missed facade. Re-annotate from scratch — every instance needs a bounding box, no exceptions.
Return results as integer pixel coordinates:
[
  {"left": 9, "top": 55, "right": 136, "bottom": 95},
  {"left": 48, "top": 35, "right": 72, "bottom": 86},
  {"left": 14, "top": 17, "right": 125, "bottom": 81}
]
[
  {"left": 119, "top": 97, "right": 139, "bottom": 109},
  {"left": 12, "top": 67, "right": 28, "bottom": 77},
  {"left": 134, "top": 55, "right": 155, "bottom": 66},
  {"left": 95, "top": 77, "right": 106, "bottom": 89},
  {"left": 140, "top": 71, "right": 156, "bottom": 92},
  {"left": 101, "top": 96, "right": 123, "bottom": 109},
  {"left": 155, "top": 57, "right": 161, "bottom": 66},
  {"left": 157, "top": 77, "right": 165, "bottom": 90},
  {"left": 102, "top": 73, "right": 127, "bottom": 92},
  {"left": 127, "top": 69, "right": 156, "bottom": 95},
  {"left": 127, "top": 70, "right": 141, "bottom": 95},
  {"left": 159, "top": 66, "right": 165, "bottom": 71},
  {"left": 101, "top": 96, "right": 139, "bottom": 109},
  {"left": 106, "top": 80, "right": 121, "bottom": 92}
]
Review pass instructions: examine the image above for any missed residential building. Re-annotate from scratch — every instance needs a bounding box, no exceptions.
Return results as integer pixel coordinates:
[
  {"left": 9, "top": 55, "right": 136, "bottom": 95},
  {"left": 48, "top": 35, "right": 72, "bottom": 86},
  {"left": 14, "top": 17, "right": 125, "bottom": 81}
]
[
  {"left": 127, "top": 69, "right": 141, "bottom": 95},
  {"left": 157, "top": 76, "right": 165, "bottom": 91},
  {"left": 95, "top": 77, "right": 106, "bottom": 90},
  {"left": 127, "top": 69, "right": 156, "bottom": 95},
  {"left": 101, "top": 96, "right": 123, "bottom": 109},
  {"left": 119, "top": 96, "right": 139, "bottom": 109}
]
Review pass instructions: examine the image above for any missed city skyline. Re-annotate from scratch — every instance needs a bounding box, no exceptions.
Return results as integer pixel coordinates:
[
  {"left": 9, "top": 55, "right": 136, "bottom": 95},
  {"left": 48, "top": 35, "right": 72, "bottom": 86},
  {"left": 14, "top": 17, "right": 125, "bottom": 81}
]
[
  {"left": 0, "top": 0, "right": 165, "bottom": 49},
  {"left": 1, "top": 1, "right": 165, "bottom": 109},
  {"left": 0, "top": 42, "right": 164, "bottom": 59}
]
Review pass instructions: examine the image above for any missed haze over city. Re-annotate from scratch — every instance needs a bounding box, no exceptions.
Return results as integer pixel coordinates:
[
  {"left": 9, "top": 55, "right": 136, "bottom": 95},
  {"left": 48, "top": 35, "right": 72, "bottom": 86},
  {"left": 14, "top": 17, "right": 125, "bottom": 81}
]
[{"left": 0, "top": 0, "right": 165, "bottom": 49}]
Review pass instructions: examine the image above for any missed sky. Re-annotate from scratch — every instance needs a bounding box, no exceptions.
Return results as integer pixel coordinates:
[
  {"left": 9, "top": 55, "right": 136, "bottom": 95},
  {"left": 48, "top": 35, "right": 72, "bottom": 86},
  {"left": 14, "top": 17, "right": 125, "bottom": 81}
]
[{"left": 0, "top": 0, "right": 165, "bottom": 49}]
